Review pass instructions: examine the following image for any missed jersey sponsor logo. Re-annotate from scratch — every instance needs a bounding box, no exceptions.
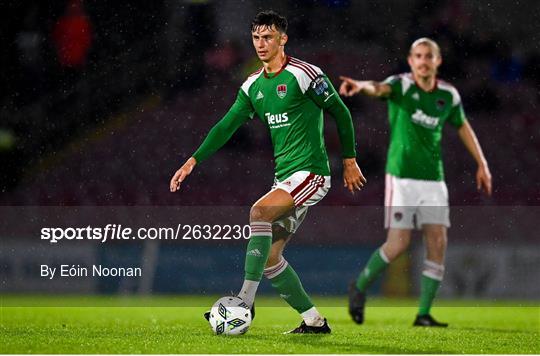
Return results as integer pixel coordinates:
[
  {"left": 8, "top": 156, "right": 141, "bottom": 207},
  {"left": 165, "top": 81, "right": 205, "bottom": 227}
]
[
  {"left": 411, "top": 109, "right": 440, "bottom": 129},
  {"left": 256, "top": 91, "right": 264, "bottom": 100},
  {"left": 265, "top": 112, "right": 290, "bottom": 129},
  {"left": 276, "top": 84, "right": 287, "bottom": 98}
]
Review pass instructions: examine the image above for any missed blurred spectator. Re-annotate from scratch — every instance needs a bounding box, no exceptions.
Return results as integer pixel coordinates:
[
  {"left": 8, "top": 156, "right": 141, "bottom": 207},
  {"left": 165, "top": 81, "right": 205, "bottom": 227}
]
[
  {"left": 523, "top": 52, "right": 540, "bottom": 87},
  {"left": 204, "top": 42, "right": 242, "bottom": 74},
  {"left": 13, "top": 4, "right": 46, "bottom": 105},
  {"left": 490, "top": 41, "right": 523, "bottom": 83},
  {"left": 52, "top": 0, "right": 92, "bottom": 69}
]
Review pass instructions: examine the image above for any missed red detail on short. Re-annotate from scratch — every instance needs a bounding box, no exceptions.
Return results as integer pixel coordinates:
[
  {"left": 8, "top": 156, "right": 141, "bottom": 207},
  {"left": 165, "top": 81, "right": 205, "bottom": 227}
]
[
  {"left": 293, "top": 176, "right": 321, "bottom": 206},
  {"left": 290, "top": 173, "right": 316, "bottom": 198},
  {"left": 296, "top": 176, "right": 325, "bottom": 206}
]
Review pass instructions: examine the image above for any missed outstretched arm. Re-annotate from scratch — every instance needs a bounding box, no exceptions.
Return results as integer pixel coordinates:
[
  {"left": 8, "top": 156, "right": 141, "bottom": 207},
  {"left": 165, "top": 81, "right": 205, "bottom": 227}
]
[
  {"left": 170, "top": 91, "right": 253, "bottom": 192},
  {"left": 457, "top": 120, "right": 492, "bottom": 196},
  {"left": 339, "top": 76, "right": 392, "bottom": 98}
]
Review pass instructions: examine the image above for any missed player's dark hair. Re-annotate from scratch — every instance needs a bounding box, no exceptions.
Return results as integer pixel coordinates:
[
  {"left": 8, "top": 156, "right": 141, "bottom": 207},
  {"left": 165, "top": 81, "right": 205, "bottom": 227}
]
[{"left": 251, "top": 10, "right": 288, "bottom": 34}]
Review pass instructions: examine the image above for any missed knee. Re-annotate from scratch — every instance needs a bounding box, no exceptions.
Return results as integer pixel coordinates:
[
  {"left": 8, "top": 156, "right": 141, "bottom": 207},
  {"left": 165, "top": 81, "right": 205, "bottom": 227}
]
[{"left": 250, "top": 205, "right": 272, "bottom": 222}]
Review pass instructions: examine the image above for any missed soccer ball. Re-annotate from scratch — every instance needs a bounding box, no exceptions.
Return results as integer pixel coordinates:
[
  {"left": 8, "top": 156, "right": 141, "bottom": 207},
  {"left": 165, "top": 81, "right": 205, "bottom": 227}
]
[{"left": 208, "top": 296, "right": 252, "bottom": 335}]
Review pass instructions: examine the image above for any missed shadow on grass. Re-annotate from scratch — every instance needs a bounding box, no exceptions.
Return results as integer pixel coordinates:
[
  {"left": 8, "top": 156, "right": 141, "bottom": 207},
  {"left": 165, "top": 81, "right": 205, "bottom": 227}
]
[
  {"left": 239, "top": 333, "right": 456, "bottom": 354},
  {"left": 457, "top": 326, "right": 539, "bottom": 335}
]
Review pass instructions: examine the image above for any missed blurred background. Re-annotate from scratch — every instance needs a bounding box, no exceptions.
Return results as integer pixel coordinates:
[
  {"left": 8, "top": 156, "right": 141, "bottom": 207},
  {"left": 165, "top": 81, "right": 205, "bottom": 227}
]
[{"left": 1, "top": 0, "right": 539, "bottom": 301}]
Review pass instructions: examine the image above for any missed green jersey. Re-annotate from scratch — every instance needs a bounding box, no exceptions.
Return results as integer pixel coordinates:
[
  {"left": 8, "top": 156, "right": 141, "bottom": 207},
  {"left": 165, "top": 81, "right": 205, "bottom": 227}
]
[
  {"left": 193, "top": 56, "right": 356, "bottom": 181},
  {"left": 383, "top": 73, "right": 466, "bottom": 181}
]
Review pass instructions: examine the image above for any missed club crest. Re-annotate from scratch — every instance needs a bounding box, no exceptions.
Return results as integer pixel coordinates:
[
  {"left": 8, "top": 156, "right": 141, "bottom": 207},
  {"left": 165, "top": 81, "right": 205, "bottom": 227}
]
[
  {"left": 277, "top": 84, "right": 287, "bottom": 99},
  {"left": 436, "top": 98, "right": 446, "bottom": 110}
]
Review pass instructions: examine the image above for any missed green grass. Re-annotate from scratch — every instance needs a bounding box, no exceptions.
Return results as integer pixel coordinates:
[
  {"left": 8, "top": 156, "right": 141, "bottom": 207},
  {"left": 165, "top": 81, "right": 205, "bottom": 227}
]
[{"left": 1, "top": 296, "right": 538, "bottom": 354}]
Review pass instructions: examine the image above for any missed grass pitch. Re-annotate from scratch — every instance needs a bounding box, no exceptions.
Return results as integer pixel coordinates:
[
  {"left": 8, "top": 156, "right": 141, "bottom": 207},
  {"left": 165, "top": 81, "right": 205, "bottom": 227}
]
[{"left": 1, "top": 296, "right": 538, "bottom": 354}]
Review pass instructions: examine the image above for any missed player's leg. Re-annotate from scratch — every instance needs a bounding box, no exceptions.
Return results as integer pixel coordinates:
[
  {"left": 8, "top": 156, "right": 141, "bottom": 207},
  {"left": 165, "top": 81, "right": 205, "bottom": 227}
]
[
  {"left": 366, "top": 174, "right": 417, "bottom": 286},
  {"left": 264, "top": 224, "right": 327, "bottom": 331},
  {"left": 349, "top": 228, "right": 412, "bottom": 323},
  {"left": 238, "top": 188, "right": 295, "bottom": 308},
  {"left": 263, "top": 171, "right": 331, "bottom": 333},
  {"left": 357, "top": 228, "right": 412, "bottom": 291},
  {"left": 413, "top": 223, "right": 448, "bottom": 327},
  {"left": 350, "top": 175, "right": 417, "bottom": 323},
  {"left": 413, "top": 179, "right": 449, "bottom": 327}
]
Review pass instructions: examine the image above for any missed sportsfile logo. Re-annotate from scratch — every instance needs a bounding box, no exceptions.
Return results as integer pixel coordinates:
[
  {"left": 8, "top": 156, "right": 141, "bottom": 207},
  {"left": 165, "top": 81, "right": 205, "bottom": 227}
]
[
  {"left": 265, "top": 112, "right": 290, "bottom": 129},
  {"left": 40, "top": 224, "right": 251, "bottom": 243}
]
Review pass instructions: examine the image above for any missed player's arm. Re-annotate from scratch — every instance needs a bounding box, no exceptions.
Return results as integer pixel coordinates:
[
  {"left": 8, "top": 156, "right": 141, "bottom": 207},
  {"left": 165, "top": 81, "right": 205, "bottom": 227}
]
[
  {"left": 457, "top": 120, "right": 492, "bottom": 196},
  {"left": 307, "top": 75, "right": 367, "bottom": 193},
  {"left": 170, "top": 91, "right": 253, "bottom": 192},
  {"left": 338, "top": 76, "right": 392, "bottom": 98}
]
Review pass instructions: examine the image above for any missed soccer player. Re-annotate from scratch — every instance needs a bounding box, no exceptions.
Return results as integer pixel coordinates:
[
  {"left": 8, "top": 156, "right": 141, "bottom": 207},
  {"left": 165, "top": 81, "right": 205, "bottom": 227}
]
[
  {"left": 339, "top": 38, "right": 492, "bottom": 327},
  {"left": 170, "top": 11, "right": 366, "bottom": 334}
]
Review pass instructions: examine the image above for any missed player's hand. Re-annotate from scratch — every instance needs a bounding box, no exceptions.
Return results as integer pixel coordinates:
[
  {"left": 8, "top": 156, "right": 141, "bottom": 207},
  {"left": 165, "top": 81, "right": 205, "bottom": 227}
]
[
  {"left": 170, "top": 157, "right": 197, "bottom": 192},
  {"left": 476, "top": 163, "right": 492, "bottom": 196},
  {"left": 339, "top": 76, "right": 362, "bottom": 97},
  {"left": 342, "top": 158, "right": 367, "bottom": 194}
]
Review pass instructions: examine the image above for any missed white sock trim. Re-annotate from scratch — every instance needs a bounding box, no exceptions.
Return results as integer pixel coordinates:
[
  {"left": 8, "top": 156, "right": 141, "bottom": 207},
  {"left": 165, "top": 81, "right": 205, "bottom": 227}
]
[
  {"left": 250, "top": 221, "right": 272, "bottom": 237},
  {"left": 422, "top": 270, "right": 443, "bottom": 281},
  {"left": 423, "top": 260, "right": 445, "bottom": 281},
  {"left": 301, "top": 306, "right": 324, "bottom": 327},
  {"left": 263, "top": 257, "right": 289, "bottom": 279},
  {"left": 379, "top": 248, "right": 390, "bottom": 263},
  {"left": 250, "top": 221, "right": 272, "bottom": 227}
]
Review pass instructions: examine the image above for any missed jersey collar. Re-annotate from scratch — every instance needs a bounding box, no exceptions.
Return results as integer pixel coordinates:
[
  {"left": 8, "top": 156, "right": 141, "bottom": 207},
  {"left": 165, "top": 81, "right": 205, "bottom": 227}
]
[
  {"left": 263, "top": 55, "right": 290, "bottom": 78},
  {"left": 412, "top": 73, "right": 438, "bottom": 93}
]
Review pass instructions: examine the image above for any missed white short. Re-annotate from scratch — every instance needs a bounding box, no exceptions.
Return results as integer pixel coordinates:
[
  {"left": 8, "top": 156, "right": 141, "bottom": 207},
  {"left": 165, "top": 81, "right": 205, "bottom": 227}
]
[
  {"left": 384, "top": 174, "right": 450, "bottom": 229},
  {"left": 271, "top": 171, "right": 331, "bottom": 233}
]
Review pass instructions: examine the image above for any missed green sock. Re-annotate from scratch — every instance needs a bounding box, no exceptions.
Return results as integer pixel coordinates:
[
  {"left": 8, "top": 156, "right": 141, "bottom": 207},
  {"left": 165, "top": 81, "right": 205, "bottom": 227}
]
[
  {"left": 356, "top": 248, "right": 389, "bottom": 292},
  {"left": 266, "top": 261, "right": 314, "bottom": 314},
  {"left": 244, "top": 222, "right": 272, "bottom": 281},
  {"left": 418, "top": 275, "right": 442, "bottom": 316}
]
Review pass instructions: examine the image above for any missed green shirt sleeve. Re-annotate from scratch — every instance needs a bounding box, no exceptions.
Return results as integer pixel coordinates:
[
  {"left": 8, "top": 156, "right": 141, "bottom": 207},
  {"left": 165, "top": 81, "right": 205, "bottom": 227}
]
[
  {"left": 306, "top": 75, "right": 357, "bottom": 158},
  {"left": 382, "top": 75, "right": 403, "bottom": 103},
  {"left": 447, "top": 92, "right": 466, "bottom": 128},
  {"left": 192, "top": 90, "right": 254, "bottom": 163}
]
